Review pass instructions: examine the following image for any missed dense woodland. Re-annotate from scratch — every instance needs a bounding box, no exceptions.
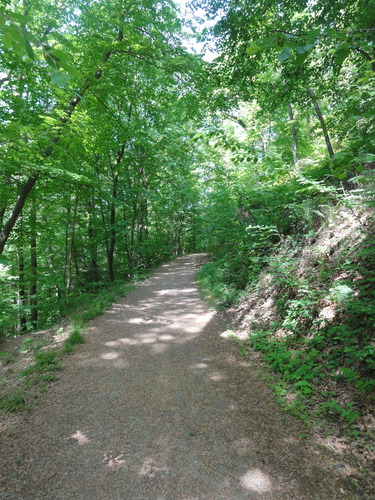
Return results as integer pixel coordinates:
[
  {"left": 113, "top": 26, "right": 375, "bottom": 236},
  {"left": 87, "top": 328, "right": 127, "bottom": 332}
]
[{"left": 0, "top": 0, "right": 374, "bottom": 462}]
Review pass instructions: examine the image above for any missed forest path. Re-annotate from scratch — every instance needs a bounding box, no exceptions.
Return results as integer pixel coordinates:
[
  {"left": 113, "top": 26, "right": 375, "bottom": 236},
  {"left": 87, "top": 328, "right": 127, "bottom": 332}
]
[{"left": 1, "top": 254, "right": 353, "bottom": 499}]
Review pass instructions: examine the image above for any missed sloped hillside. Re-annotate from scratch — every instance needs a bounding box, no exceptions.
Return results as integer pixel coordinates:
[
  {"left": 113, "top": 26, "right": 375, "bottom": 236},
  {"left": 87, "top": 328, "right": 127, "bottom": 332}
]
[{"left": 223, "top": 203, "right": 374, "bottom": 482}]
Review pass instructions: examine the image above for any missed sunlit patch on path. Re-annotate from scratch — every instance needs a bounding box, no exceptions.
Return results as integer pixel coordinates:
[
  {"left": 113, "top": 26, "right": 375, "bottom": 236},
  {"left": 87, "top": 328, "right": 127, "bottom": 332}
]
[
  {"left": 139, "top": 457, "right": 170, "bottom": 477},
  {"left": 240, "top": 468, "right": 272, "bottom": 492},
  {"left": 69, "top": 430, "right": 90, "bottom": 445},
  {"left": 103, "top": 451, "right": 126, "bottom": 469}
]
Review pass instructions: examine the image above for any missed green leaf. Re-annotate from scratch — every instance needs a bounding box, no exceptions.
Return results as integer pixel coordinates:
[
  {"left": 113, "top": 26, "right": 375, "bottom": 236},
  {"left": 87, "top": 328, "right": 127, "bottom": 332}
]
[
  {"left": 291, "top": 12, "right": 309, "bottom": 22},
  {"left": 357, "top": 154, "right": 375, "bottom": 162},
  {"left": 279, "top": 47, "right": 293, "bottom": 62},
  {"left": 2, "top": 32, "right": 12, "bottom": 48},
  {"left": 23, "top": 33, "right": 35, "bottom": 60},
  {"left": 306, "top": 28, "right": 320, "bottom": 40},
  {"left": 48, "top": 48, "right": 70, "bottom": 62},
  {"left": 330, "top": 284, "right": 354, "bottom": 303},
  {"left": 335, "top": 172, "right": 346, "bottom": 180},
  {"left": 51, "top": 70, "right": 70, "bottom": 86},
  {"left": 246, "top": 42, "right": 262, "bottom": 55},
  {"left": 59, "top": 60, "right": 81, "bottom": 78},
  {"left": 6, "top": 12, "right": 32, "bottom": 24},
  {"left": 357, "top": 75, "right": 372, "bottom": 84},
  {"left": 295, "top": 52, "right": 309, "bottom": 67},
  {"left": 326, "top": 28, "right": 346, "bottom": 40},
  {"left": 335, "top": 48, "right": 350, "bottom": 67},
  {"left": 44, "top": 46, "right": 59, "bottom": 67},
  {"left": 4, "top": 23, "right": 24, "bottom": 45},
  {"left": 0, "top": 255, "right": 9, "bottom": 266}
]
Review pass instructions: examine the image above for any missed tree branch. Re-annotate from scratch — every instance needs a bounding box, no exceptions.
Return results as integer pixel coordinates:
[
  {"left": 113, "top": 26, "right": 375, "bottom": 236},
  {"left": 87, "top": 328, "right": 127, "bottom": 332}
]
[
  {"left": 224, "top": 113, "right": 247, "bottom": 130},
  {"left": 89, "top": 90, "right": 130, "bottom": 135}
]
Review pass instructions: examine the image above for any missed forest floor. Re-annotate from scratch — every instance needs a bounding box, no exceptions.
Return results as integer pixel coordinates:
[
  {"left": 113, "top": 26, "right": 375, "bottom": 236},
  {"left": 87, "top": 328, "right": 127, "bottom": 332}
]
[{"left": 0, "top": 254, "right": 370, "bottom": 499}]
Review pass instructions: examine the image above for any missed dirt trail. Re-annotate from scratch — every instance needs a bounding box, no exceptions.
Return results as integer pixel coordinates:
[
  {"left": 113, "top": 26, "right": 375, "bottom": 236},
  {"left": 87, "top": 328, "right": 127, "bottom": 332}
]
[{"left": 0, "top": 255, "right": 357, "bottom": 499}]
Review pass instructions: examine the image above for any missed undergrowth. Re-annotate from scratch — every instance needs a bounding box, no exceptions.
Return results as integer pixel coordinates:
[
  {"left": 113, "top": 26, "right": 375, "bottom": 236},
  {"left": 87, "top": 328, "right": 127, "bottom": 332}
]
[
  {"left": 63, "top": 323, "right": 85, "bottom": 354},
  {"left": 198, "top": 211, "right": 375, "bottom": 447},
  {"left": 196, "top": 259, "right": 243, "bottom": 309}
]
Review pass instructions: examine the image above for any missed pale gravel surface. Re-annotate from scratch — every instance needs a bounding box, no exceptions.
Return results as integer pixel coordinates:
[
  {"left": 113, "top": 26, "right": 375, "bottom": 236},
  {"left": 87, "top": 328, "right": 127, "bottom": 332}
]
[{"left": 0, "top": 254, "right": 359, "bottom": 499}]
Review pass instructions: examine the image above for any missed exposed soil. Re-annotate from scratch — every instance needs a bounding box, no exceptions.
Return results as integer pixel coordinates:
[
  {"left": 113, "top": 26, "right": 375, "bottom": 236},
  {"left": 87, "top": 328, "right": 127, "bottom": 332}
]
[{"left": 0, "top": 254, "right": 367, "bottom": 499}]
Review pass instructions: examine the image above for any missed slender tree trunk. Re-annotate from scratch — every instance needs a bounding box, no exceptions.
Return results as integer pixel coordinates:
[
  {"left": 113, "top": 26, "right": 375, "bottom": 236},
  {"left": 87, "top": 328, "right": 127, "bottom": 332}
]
[
  {"left": 130, "top": 202, "right": 137, "bottom": 271},
  {"left": 100, "top": 204, "right": 110, "bottom": 273},
  {"left": 87, "top": 199, "right": 100, "bottom": 282},
  {"left": 17, "top": 219, "right": 27, "bottom": 332},
  {"left": 42, "top": 217, "right": 61, "bottom": 299},
  {"left": 308, "top": 87, "right": 335, "bottom": 159},
  {"left": 0, "top": 176, "right": 37, "bottom": 254},
  {"left": 107, "top": 142, "right": 125, "bottom": 282},
  {"left": 72, "top": 239, "right": 80, "bottom": 278},
  {"left": 64, "top": 197, "right": 71, "bottom": 286},
  {"left": 66, "top": 195, "right": 78, "bottom": 293},
  {"left": 108, "top": 175, "right": 118, "bottom": 283},
  {"left": 123, "top": 206, "right": 132, "bottom": 271},
  {"left": 0, "top": 208, "right": 5, "bottom": 229},
  {"left": 176, "top": 214, "right": 184, "bottom": 256},
  {"left": 48, "top": 250, "right": 61, "bottom": 300},
  {"left": 29, "top": 201, "right": 37, "bottom": 329},
  {"left": 288, "top": 103, "right": 299, "bottom": 167}
]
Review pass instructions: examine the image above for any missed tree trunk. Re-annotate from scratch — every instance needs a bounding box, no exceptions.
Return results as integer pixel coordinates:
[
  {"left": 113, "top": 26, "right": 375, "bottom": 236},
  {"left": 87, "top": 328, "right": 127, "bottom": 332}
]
[
  {"left": 287, "top": 103, "right": 299, "bottom": 167},
  {"left": 308, "top": 87, "right": 335, "bottom": 159},
  {"left": 66, "top": 196, "right": 78, "bottom": 293},
  {"left": 87, "top": 199, "right": 100, "bottom": 282},
  {"left": 0, "top": 208, "right": 5, "bottom": 229},
  {"left": 17, "top": 219, "right": 27, "bottom": 332},
  {"left": 108, "top": 176, "right": 118, "bottom": 283},
  {"left": 0, "top": 176, "right": 37, "bottom": 254},
  {"left": 29, "top": 201, "right": 37, "bottom": 329},
  {"left": 107, "top": 142, "right": 125, "bottom": 282},
  {"left": 42, "top": 217, "right": 62, "bottom": 300},
  {"left": 176, "top": 214, "right": 184, "bottom": 256}
]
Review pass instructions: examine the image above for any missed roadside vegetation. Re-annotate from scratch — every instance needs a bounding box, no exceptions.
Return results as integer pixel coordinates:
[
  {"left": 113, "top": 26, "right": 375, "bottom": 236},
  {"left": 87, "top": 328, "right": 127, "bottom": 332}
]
[{"left": 0, "top": 281, "right": 134, "bottom": 412}]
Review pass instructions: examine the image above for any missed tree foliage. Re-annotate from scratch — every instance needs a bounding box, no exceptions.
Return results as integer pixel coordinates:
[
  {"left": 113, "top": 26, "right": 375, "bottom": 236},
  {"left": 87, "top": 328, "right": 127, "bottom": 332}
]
[{"left": 1, "top": 0, "right": 374, "bottom": 430}]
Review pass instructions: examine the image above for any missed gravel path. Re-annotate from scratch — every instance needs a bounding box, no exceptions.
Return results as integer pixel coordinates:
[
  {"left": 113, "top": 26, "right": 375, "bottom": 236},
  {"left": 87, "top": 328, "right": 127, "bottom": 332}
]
[{"left": 0, "top": 254, "right": 355, "bottom": 499}]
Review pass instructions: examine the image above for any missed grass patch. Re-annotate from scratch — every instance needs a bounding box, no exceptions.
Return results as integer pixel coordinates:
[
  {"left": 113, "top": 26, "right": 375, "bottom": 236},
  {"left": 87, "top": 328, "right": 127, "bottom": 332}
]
[
  {"left": 21, "top": 350, "right": 61, "bottom": 377},
  {"left": 19, "top": 338, "right": 49, "bottom": 353},
  {"left": 63, "top": 322, "right": 85, "bottom": 354},
  {"left": 23, "top": 373, "right": 59, "bottom": 390},
  {"left": 0, "top": 351, "right": 14, "bottom": 365},
  {"left": 0, "top": 390, "right": 27, "bottom": 413}
]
